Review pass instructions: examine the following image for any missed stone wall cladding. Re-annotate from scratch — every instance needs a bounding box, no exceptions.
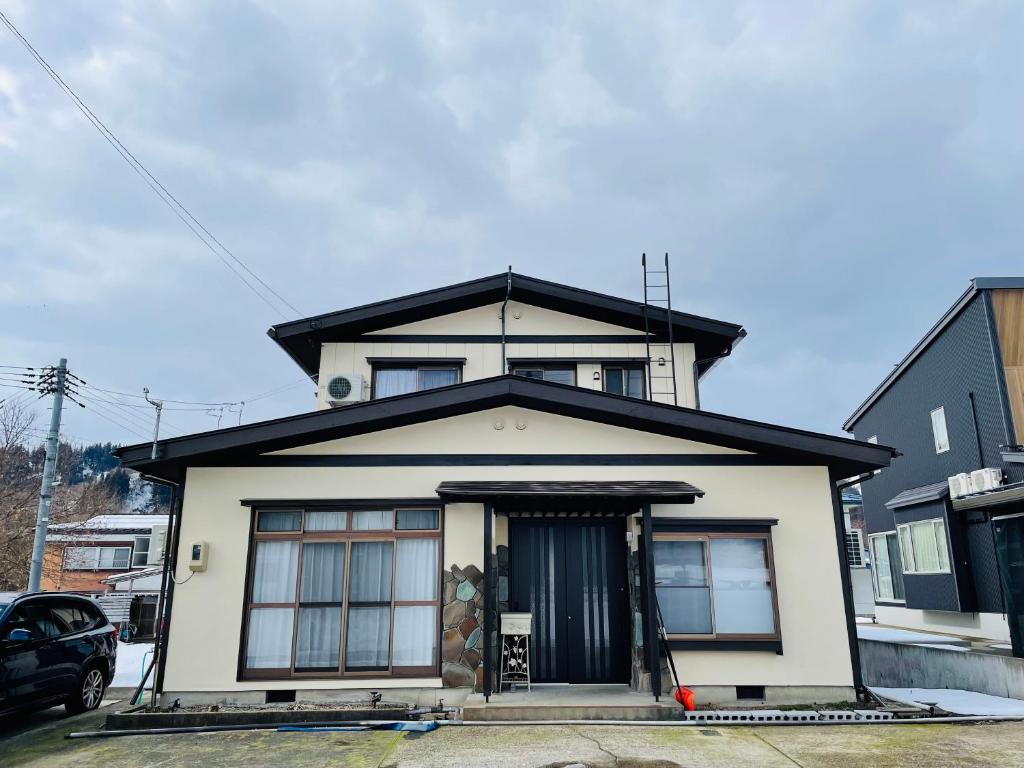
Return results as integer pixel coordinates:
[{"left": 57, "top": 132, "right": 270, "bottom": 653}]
[{"left": 441, "top": 564, "right": 484, "bottom": 688}]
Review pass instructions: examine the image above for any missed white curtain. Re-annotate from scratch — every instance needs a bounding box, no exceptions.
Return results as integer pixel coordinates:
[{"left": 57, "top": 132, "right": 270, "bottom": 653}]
[
  {"left": 396, "top": 539, "right": 438, "bottom": 601},
  {"left": 296, "top": 607, "right": 341, "bottom": 668},
  {"left": 345, "top": 607, "right": 390, "bottom": 668},
  {"left": 305, "top": 510, "right": 347, "bottom": 531},
  {"left": 710, "top": 538, "right": 774, "bottom": 634},
  {"left": 352, "top": 510, "right": 392, "bottom": 530},
  {"left": 911, "top": 522, "right": 942, "bottom": 572},
  {"left": 252, "top": 541, "right": 298, "bottom": 603},
  {"left": 375, "top": 369, "right": 417, "bottom": 398},
  {"left": 349, "top": 542, "right": 393, "bottom": 601},
  {"left": 873, "top": 536, "right": 894, "bottom": 600},
  {"left": 418, "top": 369, "right": 458, "bottom": 390},
  {"left": 246, "top": 608, "right": 294, "bottom": 668},
  {"left": 393, "top": 606, "right": 436, "bottom": 667},
  {"left": 301, "top": 543, "right": 345, "bottom": 602}
]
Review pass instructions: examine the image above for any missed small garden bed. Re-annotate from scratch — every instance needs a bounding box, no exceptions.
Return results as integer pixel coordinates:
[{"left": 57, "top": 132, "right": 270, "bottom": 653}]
[{"left": 105, "top": 701, "right": 415, "bottom": 730}]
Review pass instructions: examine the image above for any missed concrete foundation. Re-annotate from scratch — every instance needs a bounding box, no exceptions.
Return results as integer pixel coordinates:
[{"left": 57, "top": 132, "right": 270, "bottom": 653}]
[
  {"left": 860, "top": 638, "right": 1024, "bottom": 700},
  {"left": 160, "top": 686, "right": 473, "bottom": 708}
]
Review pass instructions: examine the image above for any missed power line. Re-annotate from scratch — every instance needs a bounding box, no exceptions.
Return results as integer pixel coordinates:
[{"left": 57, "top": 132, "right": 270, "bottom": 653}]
[{"left": 0, "top": 9, "right": 302, "bottom": 320}]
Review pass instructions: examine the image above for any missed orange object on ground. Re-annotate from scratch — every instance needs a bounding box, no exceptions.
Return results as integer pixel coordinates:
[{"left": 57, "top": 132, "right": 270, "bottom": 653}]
[{"left": 673, "top": 686, "right": 696, "bottom": 711}]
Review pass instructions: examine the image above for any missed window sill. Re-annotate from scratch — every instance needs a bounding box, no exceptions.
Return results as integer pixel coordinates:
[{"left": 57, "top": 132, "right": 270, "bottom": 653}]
[{"left": 666, "top": 639, "right": 782, "bottom": 654}]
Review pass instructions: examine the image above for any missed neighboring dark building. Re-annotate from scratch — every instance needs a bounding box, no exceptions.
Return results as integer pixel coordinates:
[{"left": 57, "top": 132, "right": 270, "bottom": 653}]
[{"left": 844, "top": 278, "right": 1024, "bottom": 657}]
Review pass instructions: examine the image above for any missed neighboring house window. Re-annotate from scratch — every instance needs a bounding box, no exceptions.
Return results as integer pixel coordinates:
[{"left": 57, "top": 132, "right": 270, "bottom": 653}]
[
  {"left": 64, "top": 546, "right": 132, "bottom": 570},
  {"left": 510, "top": 365, "right": 576, "bottom": 386},
  {"left": 132, "top": 536, "right": 151, "bottom": 567},
  {"left": 869, "top": 532, "right": 905, "bottom": 601},
  {"left": 653, "top": 533, "right": 779, "bottom": 640},
  {"left": 897, "top": 518, "right": 951, "bottom": 574},
  {"left": 845, "top": 530, "right": 865, "bottom": 568},
  {"left": 930, "top": 407, "right": 950, "bottom": 453},
  {"left": 371, "top": 365, "right": 460, "bottom": 399},
  {"left": 243, "top": 506, "right": 441, "bottom": 679},
  {"left": 603, "top": 365, "right": 645, "bottom": 399}
]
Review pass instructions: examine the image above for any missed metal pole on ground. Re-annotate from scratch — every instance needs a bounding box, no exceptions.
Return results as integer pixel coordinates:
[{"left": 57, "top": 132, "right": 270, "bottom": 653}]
[{"left": 27, "top": 358, "right": 67, "bottom": 592}]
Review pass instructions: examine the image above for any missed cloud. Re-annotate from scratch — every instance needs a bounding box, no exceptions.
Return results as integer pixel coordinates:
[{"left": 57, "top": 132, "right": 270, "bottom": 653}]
[{"left": 0, "top": 0, "right": 1021, "bottom": 444}]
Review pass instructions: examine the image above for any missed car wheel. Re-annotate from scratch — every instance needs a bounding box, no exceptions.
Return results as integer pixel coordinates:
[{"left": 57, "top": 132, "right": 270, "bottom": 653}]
[{"left": 65, "top": 666, "right": 106, "bottom": 715}]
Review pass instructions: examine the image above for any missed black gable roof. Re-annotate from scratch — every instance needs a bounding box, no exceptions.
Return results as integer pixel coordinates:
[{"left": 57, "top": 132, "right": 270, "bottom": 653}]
[
  {"left": 268, "top": 272, "right": 746, "bottom": 377},
  {"left": 116, "top": 375, "right": 895, "bottom": 484}
]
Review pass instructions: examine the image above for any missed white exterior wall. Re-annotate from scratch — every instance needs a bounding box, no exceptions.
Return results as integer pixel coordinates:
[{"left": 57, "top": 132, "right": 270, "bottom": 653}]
[
  {"left": 873, "top": 605, "right": 1011, "bottom": 643},
  {"left": 316, "top": 301, "right": 698, "bottom": 409},
  {"left": 162, "top": 407, "right": 852, "bottom": 695}
]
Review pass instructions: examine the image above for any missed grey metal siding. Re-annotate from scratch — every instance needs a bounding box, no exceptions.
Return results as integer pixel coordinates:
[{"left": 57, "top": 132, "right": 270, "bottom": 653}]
[{"left": 851, "top": 292, "right": 1020, "bottom": 613}]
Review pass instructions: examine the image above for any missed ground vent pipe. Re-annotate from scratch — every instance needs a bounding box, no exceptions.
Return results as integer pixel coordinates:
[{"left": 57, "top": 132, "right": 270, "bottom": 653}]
[{"left": 67, "top": 714, "right": 1024, "bottom": 738}]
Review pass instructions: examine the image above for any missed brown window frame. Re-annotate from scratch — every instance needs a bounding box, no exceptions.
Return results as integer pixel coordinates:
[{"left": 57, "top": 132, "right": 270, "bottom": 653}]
[
  {"left": 652, "top": 531, "right": 781, "bottom": 642},
  {"left": 240, "top": 504, "right": 443, "bottom": 681},
  {"left": 369, "top": 363, "right": 462, "bottom": 400}
]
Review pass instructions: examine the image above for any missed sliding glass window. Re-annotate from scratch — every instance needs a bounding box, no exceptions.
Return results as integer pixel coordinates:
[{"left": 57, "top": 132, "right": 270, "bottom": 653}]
[
  {"left": 510, "top": 365, "right": 576, "bottom": 386},
  {"left": 653, "top": 533, "right": 780, "bottom": 640},
  {"left": 243, "top": 506, "right": 441, "bottom": 679},
  {"left": 371, "top": 365, "right": 460, "bottom": 399},
  {"left": 869, "top": 532, "right": 905, "bottom": 602},
  {"left": 603, "top": 365, "right": 645, "bottom": 399}
]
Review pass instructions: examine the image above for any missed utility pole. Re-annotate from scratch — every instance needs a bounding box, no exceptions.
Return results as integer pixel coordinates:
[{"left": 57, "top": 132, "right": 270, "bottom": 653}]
[
  {"left": 27, "top": 358, "right": 67, "bottom": 592},
  {"left": 143, "top": 387, "right": 163, "bottom": 459}
]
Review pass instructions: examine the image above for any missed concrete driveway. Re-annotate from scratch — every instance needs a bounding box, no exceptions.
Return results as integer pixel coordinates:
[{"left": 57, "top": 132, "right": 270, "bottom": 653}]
[{"left": 4, "top": 710, "right": 1024, "bottom": 767}]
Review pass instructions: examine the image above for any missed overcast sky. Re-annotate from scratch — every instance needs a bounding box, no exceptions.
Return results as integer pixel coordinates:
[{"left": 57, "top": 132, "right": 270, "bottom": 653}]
[{"left": 1, "top": 1, "right": 1021, "bottom": 447}]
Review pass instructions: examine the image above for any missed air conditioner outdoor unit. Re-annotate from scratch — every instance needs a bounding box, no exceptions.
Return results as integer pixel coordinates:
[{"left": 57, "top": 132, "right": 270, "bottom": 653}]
[
  {"left": 948, "top": 473, "right": 973, "bottom": 499},
  {"left": 326, "top": 374, "right": 368, "bottom": 406},
  {"left": 147, "top": 524, "right": 168, "bottom": 566},
  {"left": 970, "top": 468, "right": 1004, "bottom": 493}
]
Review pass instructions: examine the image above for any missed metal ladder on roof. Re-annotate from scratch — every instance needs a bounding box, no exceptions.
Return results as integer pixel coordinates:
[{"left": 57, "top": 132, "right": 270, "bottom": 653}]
[{"left": 642, "top": 253, "right": 678, "bottom": 406}]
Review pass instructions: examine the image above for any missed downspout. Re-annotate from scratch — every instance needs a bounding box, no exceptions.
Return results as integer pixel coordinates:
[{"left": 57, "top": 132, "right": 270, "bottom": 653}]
[
  {"left": 140, "top": 474, "right": 182, "bottom": 708},
  {"left": 832, "top": 471, "right": 871, "bottom": 701},
  {"left": 500, "top": 267, "right": 512, "bottom": 375}
]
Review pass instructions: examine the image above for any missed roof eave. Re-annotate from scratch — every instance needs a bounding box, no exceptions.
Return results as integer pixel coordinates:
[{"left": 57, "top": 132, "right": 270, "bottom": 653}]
[{"left": 117, "top": 376, "right": 896, "bottom": 484}]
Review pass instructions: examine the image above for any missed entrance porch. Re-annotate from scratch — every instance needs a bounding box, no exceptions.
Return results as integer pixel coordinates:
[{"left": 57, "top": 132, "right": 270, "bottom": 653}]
[
  {"left": 436, "top": 479, "right": 706, "bottom": 703},
  {"left": 462, "top": 684, "right": 680, "bottom": 721}
]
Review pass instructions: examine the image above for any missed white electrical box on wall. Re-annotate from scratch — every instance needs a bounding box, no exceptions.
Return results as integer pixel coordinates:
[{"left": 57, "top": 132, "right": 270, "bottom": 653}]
[{"left": 189, "top": 541, "right": 209, "bottom": 572}]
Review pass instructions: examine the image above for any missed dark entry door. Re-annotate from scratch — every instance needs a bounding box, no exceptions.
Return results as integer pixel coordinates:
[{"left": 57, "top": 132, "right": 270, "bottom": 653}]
[
  {"left": 994, "top": 514, "right": 1024, "bottom": 658},
  {"left": 509, "top": 517, "right": 630, "bottom": 684}
]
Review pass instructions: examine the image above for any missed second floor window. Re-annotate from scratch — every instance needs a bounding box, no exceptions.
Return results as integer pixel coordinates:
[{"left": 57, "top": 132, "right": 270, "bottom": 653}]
[
  {"left": 603, "top": 365, "right": 645, "bottom": 399},
  {"left": 930, "top": 407, "right": 950, "bottom": 453},
  {"left": 372, "top": 365, "right": 460, "bottom": 399},
  {"left": 132, "top": 536, "right": 151, "bottom": 567},
  {"left": 64, "top": 546, "right": 132, "bottom": 570},
  {"left": 510, "top": 365, "right": 575, "bottom": 386}
]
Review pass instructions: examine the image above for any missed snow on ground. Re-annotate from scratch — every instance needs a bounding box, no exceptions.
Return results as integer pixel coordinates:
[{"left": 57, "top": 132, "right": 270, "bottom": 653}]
[
  {"left": 871, "top": 687, "right": 1024, "bottom": 716},
  {"left": 856, "top": 625, "right": 966, "bottom": 646},
  {"left": 112, "top": 641, "right": 155, "bottom": 688}
]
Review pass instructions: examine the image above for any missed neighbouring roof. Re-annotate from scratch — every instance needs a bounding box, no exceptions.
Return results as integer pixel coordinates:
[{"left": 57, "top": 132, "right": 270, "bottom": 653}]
[
  {"left": 435, "top": 480, "right": 704, "bottom": 504},
  {"left": 844, "top": 277, "right": 1024, "bottom": 431},
  {"left": 115, "top": 375, "right": 896, "bottom": 484},
  {"left": 267, "top": 272, "right": 746, "bottom": 378},
  {"left": 885, "top": 481, "right": 950, "bottom": 510},
  {"left": 48, "top": 514, "right": 169, "bottom": 532}
]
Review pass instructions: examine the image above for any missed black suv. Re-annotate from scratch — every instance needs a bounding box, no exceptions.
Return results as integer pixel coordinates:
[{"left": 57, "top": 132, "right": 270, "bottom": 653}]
[{"left": 0, "top": 592, "right": 117, "bottom": 717}]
